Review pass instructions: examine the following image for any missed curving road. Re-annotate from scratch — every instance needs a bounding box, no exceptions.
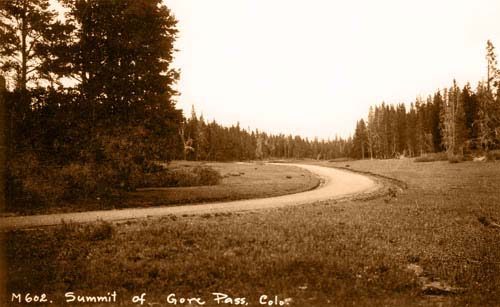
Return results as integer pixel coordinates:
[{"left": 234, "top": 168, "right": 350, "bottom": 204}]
[{"left": 0, "top": 164, "right": 380, "bottom": 230}]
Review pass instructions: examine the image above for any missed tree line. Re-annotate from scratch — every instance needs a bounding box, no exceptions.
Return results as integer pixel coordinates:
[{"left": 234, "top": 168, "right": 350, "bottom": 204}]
[
  {"left": 352, "top": 41, "right": 500, "bottom": 160},
  {"left": 0, "top": 0, "right": 353, "bottom": 166},
  {"left": 1, "top": 0, "right": 499, "bottom": 169},
  {"left": 181, "top": 107, "right": 351, "bottom": 162}
]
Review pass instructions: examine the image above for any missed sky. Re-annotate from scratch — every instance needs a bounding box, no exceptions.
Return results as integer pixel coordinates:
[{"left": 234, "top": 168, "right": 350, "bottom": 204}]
[{"left": 162, "top": 0, "right": 500, "bottom": 139}]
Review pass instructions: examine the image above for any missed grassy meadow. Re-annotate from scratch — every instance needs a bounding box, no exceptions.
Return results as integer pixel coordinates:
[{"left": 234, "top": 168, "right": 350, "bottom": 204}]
[{"left": 4, "top": 159, "right": 500, "bottom": 306}]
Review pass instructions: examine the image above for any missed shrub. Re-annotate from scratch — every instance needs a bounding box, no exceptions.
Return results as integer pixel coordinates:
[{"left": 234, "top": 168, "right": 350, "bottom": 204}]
[
  {"left": 5, "top": 153, "right": 63, "bottom": 210},
  {"left": 486, "top": 150, "right": 500, "bottom": 161},
  {"left": 328, "top": 157, "right": 351, "bottom": 162},
  {"left": 5, "top": 123, "right": 184, "bottom": 212},
  {"left": 447, "top": 154, "right": 463, "bottom": 163},
  {"left": 193, "top": 165, "right": 222, "bottom": 186},
  {"left": 85, "top": 221, "right": 115, "bottom": 241},
  {"left": 58, "top": 163, "right": 129, "bottom": 200},
  {"left": 414, "top": 152, "right": 448, "bottom": 162},
  {"left": 59, "top": 163, "right": 99, "bottom": 201},
  {"left": 6, "top": 154, "right": 126, "bottom": 212}
]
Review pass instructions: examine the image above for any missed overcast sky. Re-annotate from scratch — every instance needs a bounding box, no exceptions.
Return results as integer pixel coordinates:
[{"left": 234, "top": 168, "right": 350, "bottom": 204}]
[{"left": 165, "top": 1, "right": 499, "bottom": 139}]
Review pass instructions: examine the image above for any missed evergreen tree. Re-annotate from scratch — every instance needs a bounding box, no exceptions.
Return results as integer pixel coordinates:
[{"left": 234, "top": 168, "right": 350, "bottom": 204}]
[
  {"left": 476, "top": 41, "right": 500, "bottom": 151},
  {"left": 406, "top": 103, "right": 417, "bottom": 157},
  {"left": 395, "top": 103, "right": 407, "bottom": 155},
  {"left": 366, "top": 106, "right": 376, "bottom": 159},
  {"left": 476, "top": 82, "right": 499, "bottom": 151},
  {"left": 352, "top": 119, "right": 368, "bottom": 159},
  {"left": 461, "top": 83, "right": 478, "bottom": 148},
  {"left": 430, "top": 91, "right": 444, "bottom": 152},
  {"left": 486, "top": 40, "right": 499, "bottom": 94},
  {"left": 441, "top": 81, "right": 467, "bottom": 155},
  {"left": 0, "top": 0, "right": 63, "bottom": 91},
  {"left": 58, "top": 0, "right": 180, "bottom": 124},
  {"left": 185, "top": 105, "right": 199, "bottom": 160}
]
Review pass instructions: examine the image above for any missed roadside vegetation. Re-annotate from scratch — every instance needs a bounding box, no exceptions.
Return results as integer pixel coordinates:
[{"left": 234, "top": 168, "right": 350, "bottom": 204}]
[
  {"left": 5, "top": 156, "right": 221, "bottom": 215},
  {"left": 414, "top": 152, "right": 449, "bottom": 163},
  {"left": 5, "top": 161, "right": 319, "bottom": 216},
  {"left": 6, "top": 159, "right": 500, "bottom": 306},
  {"left": 129, "top": 161, "right": 319, "bottom": 208}
]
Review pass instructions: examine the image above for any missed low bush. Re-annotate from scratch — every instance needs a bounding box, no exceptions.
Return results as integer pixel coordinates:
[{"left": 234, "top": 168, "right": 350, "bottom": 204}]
[
  {"left": 447, "top": 154, "right": 463, "bottom": 163},
  {"left": 328, "top": 157, "right": 351, "bottom": 162},
  {"left": 6, "top": 152, "right": 222, "bottom": 213},
  {"left": 414, "top": 152, "right": 448, "bottom": 162},
  {"left": 59, "top": 163, "right": 114, "bottom": 201},
  {"left": 6, "top": 153, "right": 62, "bottom": 210},
  {"left": 192, "top": 165, "right": 222, "bottom": 185},
  {"left": 486, "top": 150, "right": 500, "bottom": 161},
  {"left": 5, "top": 155, "right": 123, "bottom": 212},
  {"left": 85, "top": 221, "right": 115, "bottom": 241},
  {"left": 5, "top": 122, "right": 221, "bottom": 213}
]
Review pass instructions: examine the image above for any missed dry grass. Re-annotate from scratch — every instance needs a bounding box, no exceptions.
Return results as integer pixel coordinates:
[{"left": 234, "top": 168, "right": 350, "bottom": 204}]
[{"left": 4, "top": 159, "right": 500, "bottom": 306}]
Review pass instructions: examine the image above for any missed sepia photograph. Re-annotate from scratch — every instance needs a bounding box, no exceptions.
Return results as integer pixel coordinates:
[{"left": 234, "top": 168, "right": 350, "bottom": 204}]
[{"left": 1, "top": 0, "right": 500, "bottom": 306}]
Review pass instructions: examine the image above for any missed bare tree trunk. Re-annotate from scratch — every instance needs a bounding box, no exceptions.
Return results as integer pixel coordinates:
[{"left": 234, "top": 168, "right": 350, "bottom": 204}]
[
  {"left": 0, "top": 75, "right": 6, "bottom": 206},
  {"left": 0, "top": 74, "right": 6, "bottom": 307},
  {"left": 179, "top": 127, "right": 187, "bottom": 160}
]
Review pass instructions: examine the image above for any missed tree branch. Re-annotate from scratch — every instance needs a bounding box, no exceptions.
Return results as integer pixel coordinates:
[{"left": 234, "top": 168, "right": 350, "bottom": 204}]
[{"left": 26, "top": 33, "right": 42, "bottom": 57}]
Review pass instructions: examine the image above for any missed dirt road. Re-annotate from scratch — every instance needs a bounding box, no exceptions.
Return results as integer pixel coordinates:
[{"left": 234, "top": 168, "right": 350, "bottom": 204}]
[{"left": 0, "top": 164, "right": 380, "bottom": 230}]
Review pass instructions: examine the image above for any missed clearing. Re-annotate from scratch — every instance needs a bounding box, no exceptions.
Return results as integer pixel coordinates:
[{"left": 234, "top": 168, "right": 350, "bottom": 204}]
[{"left": 4, "top": 159, "right": 500, "bottom": 306}]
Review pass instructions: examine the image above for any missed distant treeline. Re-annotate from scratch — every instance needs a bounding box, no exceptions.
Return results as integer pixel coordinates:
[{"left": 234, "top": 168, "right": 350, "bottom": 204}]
[
  {"left": 183, "top": 41, "right": 500, "bottom": 162},
  {"left": 181, "top": 107, "right": 351, "bottom": 162},
  {"left": 351, "top": 41, "right": 500, "bottom": 160}
]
